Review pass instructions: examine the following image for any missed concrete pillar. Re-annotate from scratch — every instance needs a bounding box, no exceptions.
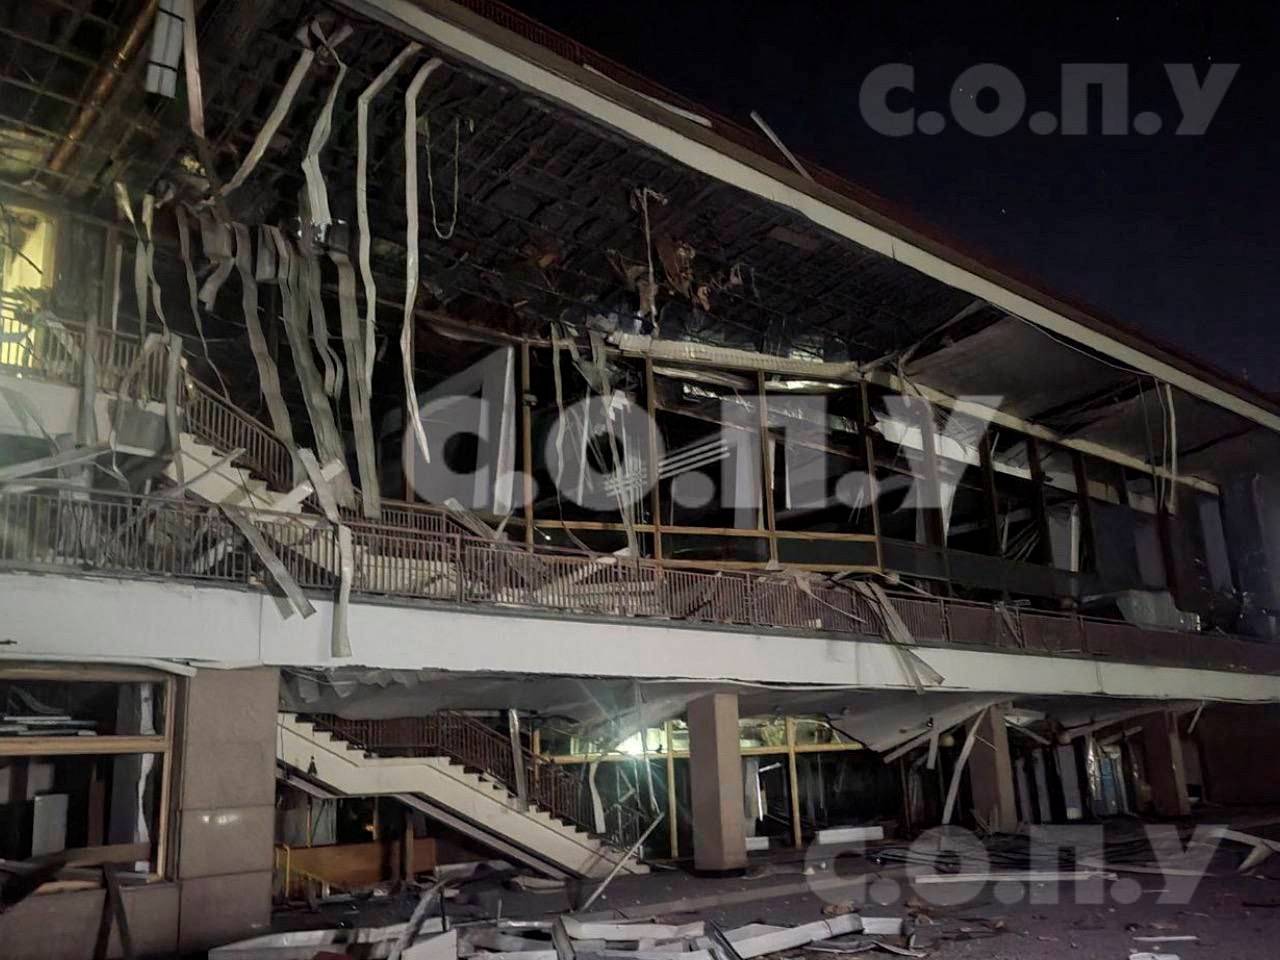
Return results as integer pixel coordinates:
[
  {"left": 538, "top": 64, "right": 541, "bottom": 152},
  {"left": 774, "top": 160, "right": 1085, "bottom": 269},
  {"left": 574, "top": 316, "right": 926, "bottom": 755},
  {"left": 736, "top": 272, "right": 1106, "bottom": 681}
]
[
  {"left": 687, "top": 693, "right": 746, "bottom": 872},
  {"left": 969, "top": 704, "right": 1018, "bottom": 833},
  {"left": 1140, "top": 710, "right": 1191, "bottom": 817},
  {"left": 175, "top": 666, "right": 279, "bottom": 952}
]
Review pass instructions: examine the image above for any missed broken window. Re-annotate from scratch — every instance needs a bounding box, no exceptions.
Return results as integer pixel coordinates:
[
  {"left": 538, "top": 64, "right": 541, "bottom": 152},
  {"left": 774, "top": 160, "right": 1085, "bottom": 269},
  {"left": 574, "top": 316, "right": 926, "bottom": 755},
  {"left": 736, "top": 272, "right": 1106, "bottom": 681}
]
[{"left": 0, "top": 666, "right": 175, "bottom": 885}]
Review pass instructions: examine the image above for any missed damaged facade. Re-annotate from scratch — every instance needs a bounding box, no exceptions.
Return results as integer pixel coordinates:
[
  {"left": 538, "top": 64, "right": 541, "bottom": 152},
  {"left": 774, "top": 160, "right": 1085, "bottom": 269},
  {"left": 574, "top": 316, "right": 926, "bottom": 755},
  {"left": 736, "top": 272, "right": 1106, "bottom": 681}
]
[{"left": 1, "top": 1, "right": 1280, "bottom": 957}]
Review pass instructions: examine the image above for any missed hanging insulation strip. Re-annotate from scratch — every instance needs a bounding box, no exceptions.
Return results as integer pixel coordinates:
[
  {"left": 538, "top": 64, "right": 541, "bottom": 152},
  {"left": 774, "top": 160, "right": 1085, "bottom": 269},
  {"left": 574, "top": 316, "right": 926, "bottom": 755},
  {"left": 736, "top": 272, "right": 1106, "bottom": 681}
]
[
  {"left": 333, "top": 523, "right": 354, "bottom": 658},
  {"left": 231, "top": 223, "right": 295, "bottom": 451},
  {"left": 331, "top": 246, "right": 383, "bottom": 518},
  {"left": 112, "top": 182, "right": 150, "bottom": 340},
  {"left": 265, "top": 226, "right": 347, "bottom": 479},
  {"left": 139, "top": 194, "right": 171, "bottom": 337},
  {"left": 175, "top": 205, "right": 229, "bottom": 397},
  {"left": 255, "top": 224, "right": 277, "bottom": 282},
  {"left": 196, "top": 212, "right": 235, "bottom": 309},
  {"left": 303, "top": 241, "right": 342, "bottom": 398},
  {"left": 164, "top": 332, "right": 185, "bottom": 486},
  {"left": 220, "top": 505, "right": 315, "bottom": 618},
  {"left": 300, "top": 25, "right": 352, "bottom": 230},
  {"left": 178, "top": 0, "right": 205, "bottom": 139},
  {"left": 358, "top": 42, "right": 422, "bottom": 393},
  {"left": 218, "top": 31, "right": 317, "bottom": 198},
  {"left": 401, "top": 58, "right": 445, "bottom": 467},
  {"left": 298, "top": 448, "right": 340, "bottom": 522}
]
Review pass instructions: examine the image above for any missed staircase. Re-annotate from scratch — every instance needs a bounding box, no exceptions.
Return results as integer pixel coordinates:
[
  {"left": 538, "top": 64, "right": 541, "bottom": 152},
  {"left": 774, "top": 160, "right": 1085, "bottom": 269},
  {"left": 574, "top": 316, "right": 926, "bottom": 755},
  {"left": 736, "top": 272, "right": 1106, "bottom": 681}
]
[{"left": 277, "top": 712, "right": 649, "bottom": 879}]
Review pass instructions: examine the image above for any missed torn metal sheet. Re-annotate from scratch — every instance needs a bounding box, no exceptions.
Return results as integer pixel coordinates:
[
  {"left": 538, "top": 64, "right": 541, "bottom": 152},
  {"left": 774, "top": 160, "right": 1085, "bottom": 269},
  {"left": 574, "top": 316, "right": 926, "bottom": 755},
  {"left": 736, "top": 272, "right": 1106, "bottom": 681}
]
[
  {"left": 848, "top": 580, "right": 944, "bottom": 691},
  {"left": 208, "top": 918, "right": 445, "bottom": 960},
  {"left": 941, "top": 707, "right": 988, "bottom": 826},
  {"left": 0, "top": 443, "right": 110, "bottom": 482},
  {"left": 716, "top": 915, "right": 863, "bottom": 959}
]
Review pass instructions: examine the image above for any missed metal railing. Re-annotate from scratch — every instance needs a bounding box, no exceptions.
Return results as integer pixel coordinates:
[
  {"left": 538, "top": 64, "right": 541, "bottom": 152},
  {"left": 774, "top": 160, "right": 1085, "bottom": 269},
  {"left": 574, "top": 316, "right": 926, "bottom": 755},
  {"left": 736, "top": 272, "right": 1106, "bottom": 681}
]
[
  {"left": 307, "top": 712, "right": 594, "bottom": 840},
  {"left": 3, "top": 486, "right": 1279, "bottom": 679},
  {"left": 0, "top": 313, "right": 466, "bottom": 535},
  {"left": 183, "top": 376, "right": 293, "bottom": 491},
  {"left": 0, "top": 310, "right": 167, "bottom": 398}
]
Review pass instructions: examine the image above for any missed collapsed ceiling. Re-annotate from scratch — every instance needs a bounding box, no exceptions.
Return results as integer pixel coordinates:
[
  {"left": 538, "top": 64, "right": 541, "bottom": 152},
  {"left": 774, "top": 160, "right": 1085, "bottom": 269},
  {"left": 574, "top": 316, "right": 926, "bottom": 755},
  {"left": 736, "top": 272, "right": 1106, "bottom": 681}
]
[{"left": 2, "top": 0, "right": 1275, "bottom": 489}]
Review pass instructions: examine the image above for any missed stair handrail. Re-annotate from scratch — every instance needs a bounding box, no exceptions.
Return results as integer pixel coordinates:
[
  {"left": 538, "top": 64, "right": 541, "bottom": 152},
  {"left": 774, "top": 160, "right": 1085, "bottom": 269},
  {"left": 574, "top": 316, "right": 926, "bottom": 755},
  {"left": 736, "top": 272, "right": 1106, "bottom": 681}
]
[
  {"left": 182, "top": 375, "right": 295, "bottom": 492},
  {"left": 305, "top": 712, "right": 606, "bottom": 843}
]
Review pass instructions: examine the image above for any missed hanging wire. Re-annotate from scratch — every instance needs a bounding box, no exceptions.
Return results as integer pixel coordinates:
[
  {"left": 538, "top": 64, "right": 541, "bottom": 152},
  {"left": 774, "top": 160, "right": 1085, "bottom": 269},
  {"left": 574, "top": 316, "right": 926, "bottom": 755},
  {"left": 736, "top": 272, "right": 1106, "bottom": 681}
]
[{"left": 423, "top": 114, "right": 460, "bottom": 240}]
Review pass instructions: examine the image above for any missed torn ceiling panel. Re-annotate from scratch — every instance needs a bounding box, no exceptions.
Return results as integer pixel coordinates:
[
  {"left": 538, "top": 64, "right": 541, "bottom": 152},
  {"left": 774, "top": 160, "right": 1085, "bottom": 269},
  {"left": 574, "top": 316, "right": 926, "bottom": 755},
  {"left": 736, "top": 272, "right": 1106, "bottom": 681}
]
[
  {"left": 905, "top": 316, "right": 1135, "bottom": 423},
  {"left": 281, "top": 669, "right": 1154, "bottom": 756}
]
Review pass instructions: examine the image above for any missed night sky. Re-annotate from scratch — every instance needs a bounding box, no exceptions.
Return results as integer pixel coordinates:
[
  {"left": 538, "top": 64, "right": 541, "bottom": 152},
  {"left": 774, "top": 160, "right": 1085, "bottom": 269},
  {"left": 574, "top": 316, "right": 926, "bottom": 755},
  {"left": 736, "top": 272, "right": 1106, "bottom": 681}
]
[{"left": 508, "top": 1, "right": 1279, "bottom": 391}]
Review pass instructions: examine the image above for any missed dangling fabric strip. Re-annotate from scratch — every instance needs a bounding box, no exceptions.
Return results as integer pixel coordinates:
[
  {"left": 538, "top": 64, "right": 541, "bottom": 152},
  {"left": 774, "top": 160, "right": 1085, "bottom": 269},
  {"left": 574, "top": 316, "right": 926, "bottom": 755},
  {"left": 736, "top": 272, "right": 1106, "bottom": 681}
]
[
  {"left": 300, "top": 25, "right": 352, "bottom": 230},
  {"left": 401, "top": 58, "right": 445, "bottom": 469},
  {"left": 219, "top": 29, "right": 316, "bottom": 198},
  {"left": 331, "top": 245, "right": 382, "bottom": 519},
  {"left": 358, "top": 41, "right": 422, "bottom": 394},
  {"left": 232, "top": 224, "right": 294, "bottom": 451},
  {"left": 175, "top": 205, "right": 229, "bottom": 397}
]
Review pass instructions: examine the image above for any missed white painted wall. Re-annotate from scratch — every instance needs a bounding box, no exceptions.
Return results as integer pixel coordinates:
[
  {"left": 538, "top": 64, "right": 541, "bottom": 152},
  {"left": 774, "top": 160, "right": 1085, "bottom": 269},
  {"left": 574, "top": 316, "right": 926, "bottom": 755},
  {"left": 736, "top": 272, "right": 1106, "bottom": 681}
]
[{"left": 4, "top": 572, "right": 1279, "bottom": 704}]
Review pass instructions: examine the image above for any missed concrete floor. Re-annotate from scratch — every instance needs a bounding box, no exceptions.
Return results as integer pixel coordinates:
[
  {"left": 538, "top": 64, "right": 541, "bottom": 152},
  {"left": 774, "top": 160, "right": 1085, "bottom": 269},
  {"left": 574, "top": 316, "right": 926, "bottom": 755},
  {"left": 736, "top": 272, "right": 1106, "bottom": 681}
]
[{"left": 269, "top": 825, "right": 1280, "bottom": 959}]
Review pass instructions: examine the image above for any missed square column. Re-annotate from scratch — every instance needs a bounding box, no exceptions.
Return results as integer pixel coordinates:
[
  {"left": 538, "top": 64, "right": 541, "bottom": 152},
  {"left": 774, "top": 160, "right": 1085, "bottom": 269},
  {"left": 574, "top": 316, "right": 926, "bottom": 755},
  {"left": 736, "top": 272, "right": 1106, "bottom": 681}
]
[
  {"left": 969, "top": 703, "right": 1018, "bottom": 833},
  {"left": 687, "top": 693, "right": 747, "bottom": 872},
  {"left": 175, "top": 667, "right": 279, "bottom": 952},
  {"left": 1140, "top": 710, "right": 1191, "bottom": 817}
]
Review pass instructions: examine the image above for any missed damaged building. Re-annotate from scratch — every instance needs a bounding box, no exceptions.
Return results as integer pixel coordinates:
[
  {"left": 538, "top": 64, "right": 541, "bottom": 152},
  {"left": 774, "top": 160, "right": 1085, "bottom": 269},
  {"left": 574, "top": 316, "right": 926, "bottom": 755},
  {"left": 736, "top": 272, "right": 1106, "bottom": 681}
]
[{"left": 1, "top": 0, "right": 1280, "bottom": 957}]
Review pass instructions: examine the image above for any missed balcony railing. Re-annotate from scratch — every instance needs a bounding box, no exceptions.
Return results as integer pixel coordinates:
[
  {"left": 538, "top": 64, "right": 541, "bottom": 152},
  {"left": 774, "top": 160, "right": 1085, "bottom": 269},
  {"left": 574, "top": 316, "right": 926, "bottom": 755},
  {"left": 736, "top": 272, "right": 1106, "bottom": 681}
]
[
  {"left": 2, "top": 486, "right": 1279, "bottom": 677},
  {"left": 0, "top": 313, "right": 461, "bottom": 534}
]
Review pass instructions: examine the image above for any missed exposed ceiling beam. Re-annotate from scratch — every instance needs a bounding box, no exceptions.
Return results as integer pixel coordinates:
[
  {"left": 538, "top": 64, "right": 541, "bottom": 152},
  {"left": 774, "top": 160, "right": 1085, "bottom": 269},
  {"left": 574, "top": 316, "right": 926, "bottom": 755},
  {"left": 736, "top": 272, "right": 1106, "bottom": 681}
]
[{"left": 343, "top": 0, "right": 1280, "bottom": 437}]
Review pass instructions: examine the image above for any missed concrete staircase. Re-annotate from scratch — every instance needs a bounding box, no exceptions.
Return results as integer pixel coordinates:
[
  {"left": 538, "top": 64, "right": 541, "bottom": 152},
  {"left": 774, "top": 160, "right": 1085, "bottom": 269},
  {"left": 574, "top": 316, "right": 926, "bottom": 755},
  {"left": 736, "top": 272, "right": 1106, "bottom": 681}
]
[{"left": 277, "top": 713, "right": 648, "bottom": 880}]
